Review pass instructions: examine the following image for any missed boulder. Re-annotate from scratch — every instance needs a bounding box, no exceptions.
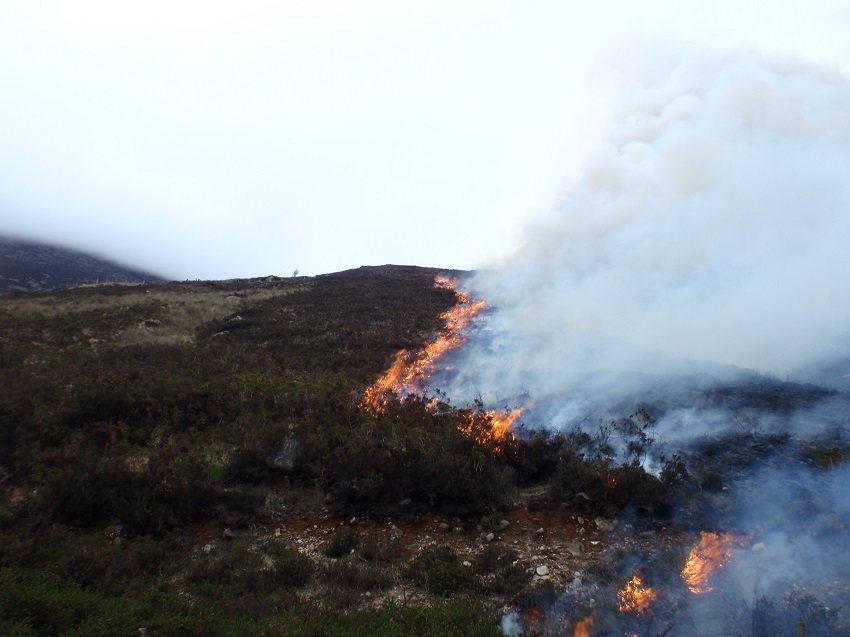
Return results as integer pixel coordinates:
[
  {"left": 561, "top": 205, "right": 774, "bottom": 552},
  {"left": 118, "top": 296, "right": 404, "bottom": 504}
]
[{"left": 268, "top": 438, "right": 300, "bottom": 473}]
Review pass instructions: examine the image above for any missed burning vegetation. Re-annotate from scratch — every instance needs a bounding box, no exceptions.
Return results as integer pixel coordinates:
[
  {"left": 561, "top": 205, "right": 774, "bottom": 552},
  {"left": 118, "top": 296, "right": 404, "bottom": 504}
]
[
  {"left": 362, "top": 275, "right": 522, "bottom": 444},
  {"left": 617, "top": 575, "right": 656, "bottom": 615},
  {"left": 682, "top": 531, "right": 751, "bottom": 594}
]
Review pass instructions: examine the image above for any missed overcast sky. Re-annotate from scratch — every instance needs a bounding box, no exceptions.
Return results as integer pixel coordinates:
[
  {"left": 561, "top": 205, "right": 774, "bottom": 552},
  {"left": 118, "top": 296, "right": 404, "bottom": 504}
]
[{"left": 1, "top": 0, "right": 848, "bottom": 279}]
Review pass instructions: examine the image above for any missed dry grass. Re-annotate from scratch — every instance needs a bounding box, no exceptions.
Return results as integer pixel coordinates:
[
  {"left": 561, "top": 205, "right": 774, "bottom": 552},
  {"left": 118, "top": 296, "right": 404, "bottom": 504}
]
[{"left": 0, "top": 280, "right": 308, "bottom": 346}]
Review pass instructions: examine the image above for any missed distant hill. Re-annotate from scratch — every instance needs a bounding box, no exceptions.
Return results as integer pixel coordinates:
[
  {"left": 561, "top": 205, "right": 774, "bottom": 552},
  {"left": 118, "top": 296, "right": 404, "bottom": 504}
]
[{"left": 0, "top": 235, "right": 166, "bottom": 293}]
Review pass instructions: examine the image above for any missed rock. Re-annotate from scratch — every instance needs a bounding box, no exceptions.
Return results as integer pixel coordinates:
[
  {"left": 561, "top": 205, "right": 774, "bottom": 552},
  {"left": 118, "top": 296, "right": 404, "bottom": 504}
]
[
  {"left": 535, "top": 527, "right": 545, "bottom": 535},
  {"left": 567, "top": 540, "right": 583, "bottom": 556},
  {"left": 594, "top": 517, "right": 615, "bottom": 532},
  {"left": 536, "top": 565, "right": 550, "bottom": 576},
  {"left": 485, "top": 532, "right": 495, "bottom": 542},
  {"left": 269, "top": 438, "right": 300, "bottom": 473},
  {"left": 274, "top": 527, "right": 284, "bottom": 538},
  {"left": 462, "top": 560, "right": 472, "bottom": 567},
  {"left": 438, "top": 522, "right": 451, "bottom": 533},
  {"left": 223, "top": 528, "right": 236, "bottom": 540},
  {"left": 498, "top": 519, "right": 510, "bottom": 530},
  {"left": 203, "top": 543, "right": 215, "bottom": 555}
]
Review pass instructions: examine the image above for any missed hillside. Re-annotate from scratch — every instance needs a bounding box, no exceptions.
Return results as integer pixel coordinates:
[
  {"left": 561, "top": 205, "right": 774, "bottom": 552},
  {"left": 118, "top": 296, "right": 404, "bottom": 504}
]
[
  {"left": 0, "top": 266, "right": 847, "bottom": 637},
  {"left": 0, "top": 235, "right": 166, "bottom": 294}
]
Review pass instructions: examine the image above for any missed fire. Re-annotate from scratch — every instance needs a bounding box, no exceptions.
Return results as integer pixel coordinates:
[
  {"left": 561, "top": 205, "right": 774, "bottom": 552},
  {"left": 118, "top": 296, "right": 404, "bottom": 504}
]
[
  {"left": 573, "top": 616, "right": 594, "bottom": 637},
  {"left": 681, "top": 531, "right": 751, "bottom": 594},
  {"left": 362, "top": 276, "right": 485, "bottom": 415},
  {"left": 362, "top": 276, "right": 521, "bottom": 443},
  {"left": 617, "top": 575, "right": 655, "bottom": 615}
]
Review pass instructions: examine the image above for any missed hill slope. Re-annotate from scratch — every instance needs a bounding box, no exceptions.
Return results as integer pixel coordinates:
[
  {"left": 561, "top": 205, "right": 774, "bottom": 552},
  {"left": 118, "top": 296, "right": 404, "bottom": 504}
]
[
  {"left": 0, "top": 235, "right": 166, "bottom": 293},
  {"left": 0, "top": 265, "right": 847, "bottom": 637}
]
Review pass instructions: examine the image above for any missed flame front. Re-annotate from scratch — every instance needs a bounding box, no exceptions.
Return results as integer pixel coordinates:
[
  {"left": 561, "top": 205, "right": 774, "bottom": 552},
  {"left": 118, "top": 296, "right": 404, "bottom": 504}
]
[
  {"left": 573, "top": 616, "right": 594, "bottom": 637},
  {"left": 617, "top": 575, "right": 655, "bottom": 615},
  {"left": 681, "top": 531, "right": 750, "bottom": 594},
  {"left": 362, "top": 276, "right": 520, "bottom": 443},
  {"left": 362, "top": 276, "right": 485, "bottom": 415}
]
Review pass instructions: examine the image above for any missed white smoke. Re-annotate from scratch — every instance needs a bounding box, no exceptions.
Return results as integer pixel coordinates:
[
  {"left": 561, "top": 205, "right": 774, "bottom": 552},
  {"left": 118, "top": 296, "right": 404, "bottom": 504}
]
[{"left": 448, "top": 44, "right": 850, "bottom": 413}]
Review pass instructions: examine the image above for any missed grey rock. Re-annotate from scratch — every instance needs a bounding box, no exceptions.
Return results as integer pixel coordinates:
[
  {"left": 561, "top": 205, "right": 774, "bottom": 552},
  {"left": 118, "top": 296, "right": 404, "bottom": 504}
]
[{"left": 269, "top": 438, "right": 300, "bottom": 473}]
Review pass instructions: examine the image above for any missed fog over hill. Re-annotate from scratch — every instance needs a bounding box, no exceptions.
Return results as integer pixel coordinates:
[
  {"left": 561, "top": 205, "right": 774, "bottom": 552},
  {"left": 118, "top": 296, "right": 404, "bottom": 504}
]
[{"left": 0, "top": 235, "right": 166, "bottom": 293}]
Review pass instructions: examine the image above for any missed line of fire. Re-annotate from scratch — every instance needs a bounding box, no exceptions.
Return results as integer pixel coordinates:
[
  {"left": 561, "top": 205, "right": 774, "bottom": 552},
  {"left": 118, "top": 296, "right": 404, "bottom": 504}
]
[
  {"left": 360, "top": 276, "right": 785, "bottom": 637},
  {"left": 361, "top": 275, "right": 523, "bottom": 445}
]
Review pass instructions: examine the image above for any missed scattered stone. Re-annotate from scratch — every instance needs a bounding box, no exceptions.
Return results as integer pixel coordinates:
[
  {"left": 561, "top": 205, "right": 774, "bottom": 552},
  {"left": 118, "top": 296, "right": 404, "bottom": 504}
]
[
  {"left": 390, "top": 524, "right": 403, "bottom": 539},
  {"left": 462, "top": 560, "right": 472, "bottom": 567},
  {"left": 269, "top": 438, "right": 300, "bottom": 473},
  {"left": 595, "top": 517, "right": 615, "bottom": 532},
  {"left": 498, "top": 519, "right": 510, "bottom": 530},
  {"left": 576, "top": 492, "right": 591, "bottom": 502},
  {"left": 222, "top": 528, "right": 235, "bottom": 540},
  {"left": 536, "top": 565, "right": 550, "bottom": 576},
  {"left": 274, "top": 527, "right": 283, "bottom": 537},
  {"left": 203, "top": 543, "right": 215, "bottom": 555},
  {"left": 485, "top": 532, "right": 495, "bottom": 542},
  {"left": 567, "top": 540, "right": 583, "bottom": 556},
  {"left": 400, "top": 498, "right": 412, "bottom": 506},
  {"left": 535, "top": 527, "right": 545, "bottom": 535},
  {"left": 453, "top": 526, "right": 463, "bottom": 534},
  {"left": 438, "top": 522, "right": 451, "bottom": 533}
]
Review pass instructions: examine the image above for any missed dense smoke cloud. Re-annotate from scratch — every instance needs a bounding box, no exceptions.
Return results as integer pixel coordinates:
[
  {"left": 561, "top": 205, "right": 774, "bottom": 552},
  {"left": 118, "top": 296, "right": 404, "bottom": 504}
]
[{"left": 449, "top": 45, "right": 850, "bottom": 413}]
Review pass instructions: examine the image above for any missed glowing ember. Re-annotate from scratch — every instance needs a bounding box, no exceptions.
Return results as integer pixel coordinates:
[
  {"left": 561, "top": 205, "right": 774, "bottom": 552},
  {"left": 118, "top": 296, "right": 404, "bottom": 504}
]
[
  {"left": 573, "top": 616, "right": 594, "bottom": 637},
  {"left": 618, "top": 575, "right": 656, "bottom": 614},
  {"left": 362, "top": 276, "right": 521, "bottom": 443},
  {"left": 682, "top": 531, "right": 751, "bottom": 594}
]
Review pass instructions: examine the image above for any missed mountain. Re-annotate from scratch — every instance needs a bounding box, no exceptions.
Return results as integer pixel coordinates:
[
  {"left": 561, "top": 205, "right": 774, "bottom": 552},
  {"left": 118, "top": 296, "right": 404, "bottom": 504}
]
[{"left": 0, "top": 235, "right": 166, "bottom": 293}]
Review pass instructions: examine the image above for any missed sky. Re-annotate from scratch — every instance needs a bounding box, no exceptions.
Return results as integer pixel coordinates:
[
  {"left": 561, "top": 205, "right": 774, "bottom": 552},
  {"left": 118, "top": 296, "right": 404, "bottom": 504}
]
[{"left": 1, "top": 0, "right": 848, "bottom": 280}]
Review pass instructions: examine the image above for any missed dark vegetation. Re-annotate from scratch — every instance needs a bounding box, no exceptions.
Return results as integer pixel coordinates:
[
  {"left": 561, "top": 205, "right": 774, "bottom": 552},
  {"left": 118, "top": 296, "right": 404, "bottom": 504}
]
[{"left": 1, "top": 265, "right": 844, "bottom": 635}]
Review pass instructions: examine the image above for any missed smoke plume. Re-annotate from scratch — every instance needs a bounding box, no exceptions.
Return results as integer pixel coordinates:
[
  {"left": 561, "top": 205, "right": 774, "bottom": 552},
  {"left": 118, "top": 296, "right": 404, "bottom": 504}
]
[{"left": 445, "top": 45, "right": 850, "bottom": 418}]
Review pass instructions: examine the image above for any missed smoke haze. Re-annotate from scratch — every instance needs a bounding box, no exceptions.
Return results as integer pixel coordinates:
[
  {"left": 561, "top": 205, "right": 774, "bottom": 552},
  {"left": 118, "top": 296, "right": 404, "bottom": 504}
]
[{"left": 451, "top": 45, "right": 850, "bottom": 416}]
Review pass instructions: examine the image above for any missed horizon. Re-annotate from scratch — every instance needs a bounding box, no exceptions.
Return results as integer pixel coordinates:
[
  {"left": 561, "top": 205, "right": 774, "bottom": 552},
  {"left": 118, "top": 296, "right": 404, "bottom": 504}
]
[{"left": 2, "top": 1, "right": 849, "bottom": 280}]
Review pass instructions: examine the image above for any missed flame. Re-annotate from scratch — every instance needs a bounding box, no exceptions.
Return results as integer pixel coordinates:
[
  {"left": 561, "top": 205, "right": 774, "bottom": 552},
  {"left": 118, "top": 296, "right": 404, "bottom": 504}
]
[
  {"left": 617, "top": 575, "right": 656, "bottom": 614},
  {"left": 681, "top": 531, "right": 751, "bottom": 594},
  {"left": 573, "top": 616, "right": 594, "bottom": 637},
  {"left": 362, "top": 276, "right": 485, "bottom": 415},
  {"left": 362, "top": 276, "right": 521, "bottom": 443}
]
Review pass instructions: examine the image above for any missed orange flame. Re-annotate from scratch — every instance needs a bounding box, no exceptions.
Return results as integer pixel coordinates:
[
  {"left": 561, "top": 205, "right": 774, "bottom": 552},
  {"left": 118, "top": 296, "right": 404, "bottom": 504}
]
[
  {"left": 681, "top": 531, "right": 751, "bottom": 594},
  {"left": 362, "top": 276, "right": 485, "bottom": 415},
  {"left": 362, "top": 276, "right": 521, "bottom": 443},
  {"left": 617, "top": 575, "right": 655, "bottom": 614},
  {"left": 573, "top": 616, "right": 594, "bottom": 637}
]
